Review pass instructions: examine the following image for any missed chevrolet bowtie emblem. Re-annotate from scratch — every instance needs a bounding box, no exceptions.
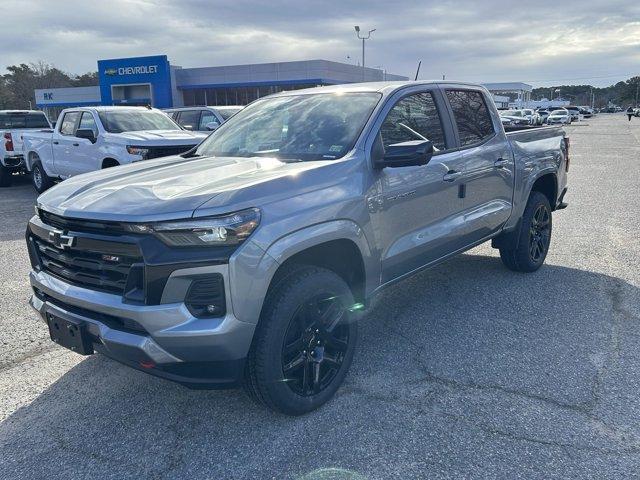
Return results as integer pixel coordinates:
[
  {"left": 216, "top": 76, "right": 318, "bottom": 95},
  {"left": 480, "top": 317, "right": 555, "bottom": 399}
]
[{"left": 49, "top": 229, "right": 76, "bottom": 249}]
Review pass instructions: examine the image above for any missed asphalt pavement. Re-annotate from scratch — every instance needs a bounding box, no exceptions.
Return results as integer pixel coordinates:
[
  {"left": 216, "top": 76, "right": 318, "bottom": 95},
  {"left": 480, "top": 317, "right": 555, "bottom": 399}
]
[{"left": 1, "top": 114, "right": 640, "bottom": 479}]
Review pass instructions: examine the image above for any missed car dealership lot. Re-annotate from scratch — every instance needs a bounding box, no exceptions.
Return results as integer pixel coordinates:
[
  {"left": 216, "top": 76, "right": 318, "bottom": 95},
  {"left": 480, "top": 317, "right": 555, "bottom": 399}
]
[{"left": 1, "top": 114, "right": 639, "bottom": 479}]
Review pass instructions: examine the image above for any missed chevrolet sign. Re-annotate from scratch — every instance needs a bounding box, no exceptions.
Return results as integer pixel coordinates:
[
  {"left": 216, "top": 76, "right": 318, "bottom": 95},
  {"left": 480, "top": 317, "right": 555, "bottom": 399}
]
[{"left": 104, "top": 65, "right": 159, "bottom": 76}]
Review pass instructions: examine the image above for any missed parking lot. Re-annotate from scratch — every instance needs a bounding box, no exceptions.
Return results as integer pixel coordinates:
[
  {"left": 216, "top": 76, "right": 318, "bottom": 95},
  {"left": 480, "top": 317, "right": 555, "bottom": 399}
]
[{"left": 1, "top": 114, "right": 639, "bottom": 479}]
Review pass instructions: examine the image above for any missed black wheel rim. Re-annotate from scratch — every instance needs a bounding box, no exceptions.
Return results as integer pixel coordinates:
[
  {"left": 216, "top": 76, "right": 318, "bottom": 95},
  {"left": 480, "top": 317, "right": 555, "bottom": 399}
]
[
  {"left": 529, "top": 205, "right": 551, "bottom": 262},
  {"left": 281, "top": 294, "right": 350, "bottom": 397}
]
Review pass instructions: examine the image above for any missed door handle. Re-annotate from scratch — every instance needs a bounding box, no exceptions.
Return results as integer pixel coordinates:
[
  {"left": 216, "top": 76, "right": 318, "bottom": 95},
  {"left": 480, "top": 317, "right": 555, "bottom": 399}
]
[
  {"left": 494, "top": 158, "right": 510, "bottom": 169},
  {"left": 52, "top": 141, "right": 59, "bottom": 145},
  {"left": 443, "top": 170, "right": 463, "bottom": 182},
  {"left": 72, "top": 143, "right": 80, "bottom": 146}
]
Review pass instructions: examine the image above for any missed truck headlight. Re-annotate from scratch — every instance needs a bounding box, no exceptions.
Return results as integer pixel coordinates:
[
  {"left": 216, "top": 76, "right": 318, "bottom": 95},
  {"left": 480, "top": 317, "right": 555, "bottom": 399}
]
[
  {"left": 126, "top": 146, "right": 150, "bottom": 158},
  {"left": 124, "top": 208, "right": 261, "bottom": 247}
]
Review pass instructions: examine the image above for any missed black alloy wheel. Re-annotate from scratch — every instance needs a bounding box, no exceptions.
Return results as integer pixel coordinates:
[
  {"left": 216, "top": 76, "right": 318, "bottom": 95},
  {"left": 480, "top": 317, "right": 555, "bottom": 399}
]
[
  {"left": 529, "top": 204, "right": 551, "bottom": 263},
  {"left": 281, "top": 294, "right": 350, "bottom": 396}
]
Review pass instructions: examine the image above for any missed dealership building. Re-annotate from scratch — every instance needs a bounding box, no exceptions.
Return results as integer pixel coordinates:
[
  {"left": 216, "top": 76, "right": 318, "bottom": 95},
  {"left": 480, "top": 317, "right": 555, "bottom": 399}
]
[{"left": 34, "top": 54, "right": 408, "bottom": 119}]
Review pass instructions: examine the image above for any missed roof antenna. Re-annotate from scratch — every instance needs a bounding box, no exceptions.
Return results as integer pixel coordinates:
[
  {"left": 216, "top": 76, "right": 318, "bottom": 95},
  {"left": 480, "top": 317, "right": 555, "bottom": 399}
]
[{"left": 414, "top": 61, "right": 422, "bottom": 81}]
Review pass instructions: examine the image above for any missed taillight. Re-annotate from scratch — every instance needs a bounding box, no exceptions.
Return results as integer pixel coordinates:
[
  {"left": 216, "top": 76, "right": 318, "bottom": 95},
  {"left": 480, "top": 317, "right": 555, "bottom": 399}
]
[
  {"left": 3, "top": 132, "right": 13, "bottom": 152},
  {"left": 564, "top": 137, "right": 570, "bottom": 172}
]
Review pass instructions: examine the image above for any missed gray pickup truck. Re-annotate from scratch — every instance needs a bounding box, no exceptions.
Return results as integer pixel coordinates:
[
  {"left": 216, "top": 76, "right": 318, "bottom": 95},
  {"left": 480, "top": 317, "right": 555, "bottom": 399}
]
[{"left": 26, "top": 81, "right": 568, "bottom": 415}]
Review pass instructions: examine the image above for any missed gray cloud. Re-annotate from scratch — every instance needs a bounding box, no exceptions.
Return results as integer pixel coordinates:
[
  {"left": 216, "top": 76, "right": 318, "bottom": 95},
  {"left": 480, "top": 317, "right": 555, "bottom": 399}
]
[{"left": 2, "top": 0, "right": 639, "bottom": 86}]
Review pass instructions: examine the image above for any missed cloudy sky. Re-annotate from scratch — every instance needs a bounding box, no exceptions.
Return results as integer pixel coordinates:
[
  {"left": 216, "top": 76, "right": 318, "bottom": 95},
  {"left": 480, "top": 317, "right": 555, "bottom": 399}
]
[{"left": 3, "top": 0, "right": 639, "bottom": 87}]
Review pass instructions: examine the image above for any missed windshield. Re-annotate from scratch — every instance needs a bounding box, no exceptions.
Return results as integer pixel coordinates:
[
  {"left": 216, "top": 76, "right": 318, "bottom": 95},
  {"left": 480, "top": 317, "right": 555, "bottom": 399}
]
[
  {"left": 195, "top": 92, "right": 381, "bottom": 161},
  {"left": 550, "top": 110, "right": 567, "bottom": 115},
  {"left": 501, "top": 110, "right": 522, "bottom": 116},
  {"left": 217, "top": 108, "right": 242, "bottom": 120},
  {"left": 0, "top": 112, "right": 50, "bottom": 129},
  {"left": 98, "top": 110, "right": 180, "bottom": 133}
]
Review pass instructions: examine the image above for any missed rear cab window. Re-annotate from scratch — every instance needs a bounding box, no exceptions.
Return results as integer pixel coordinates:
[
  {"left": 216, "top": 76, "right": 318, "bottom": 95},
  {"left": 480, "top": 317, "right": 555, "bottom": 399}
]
[
  {"left": 445, "top": 89, "right": 495, "bottom": 147},
  {"left": 0, "top": 112, "right": 50, "bottom": 129}
]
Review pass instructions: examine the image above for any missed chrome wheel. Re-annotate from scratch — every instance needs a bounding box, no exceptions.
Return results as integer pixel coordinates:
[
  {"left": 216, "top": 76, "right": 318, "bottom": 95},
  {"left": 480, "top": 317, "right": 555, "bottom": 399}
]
[{"left": 33, "top": 166, "right": 43, "bottom": 190}]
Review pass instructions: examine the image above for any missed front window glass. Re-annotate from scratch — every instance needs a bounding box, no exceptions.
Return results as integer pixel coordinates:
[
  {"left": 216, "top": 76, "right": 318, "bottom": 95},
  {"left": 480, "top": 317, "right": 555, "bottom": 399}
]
[
  {"left": 98, "top": 110, "right": 180, "bottom": 133},
  {"left": 195, "top": 92, "right": 381, "bottom": 161},
  {"left": 78, "top": 112, "right": 98, "bottom": 136},
  {"left": 379, "top": 92, "right": 446, "bottom": 151},
  {"left": 199, "top": 111, "right": 218, "bottom": 130}
]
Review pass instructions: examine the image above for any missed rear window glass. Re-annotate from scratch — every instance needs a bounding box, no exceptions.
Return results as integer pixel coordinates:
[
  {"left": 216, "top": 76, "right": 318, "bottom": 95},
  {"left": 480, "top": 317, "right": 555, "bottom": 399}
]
[
  {"left": 445, "top": 90, "right": 495, "bottom": 147},
  {"left": 0, "top": 112, "right": 50, "bottom": 129}
]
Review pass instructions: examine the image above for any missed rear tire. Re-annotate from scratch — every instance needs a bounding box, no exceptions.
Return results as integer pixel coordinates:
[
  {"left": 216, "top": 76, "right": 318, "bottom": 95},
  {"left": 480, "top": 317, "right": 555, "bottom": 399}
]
[
  {"left": 0, "top": 164, "right": 12, "bottom": 187},
  {"left": 499, "top": 191, "right": 552, "bottom": 273},
  {"left": 244, "top": 266, "right": 358, "bottom": 415},
  {"left": 31, "top": 160, "right": 54, "bottom": 193}
]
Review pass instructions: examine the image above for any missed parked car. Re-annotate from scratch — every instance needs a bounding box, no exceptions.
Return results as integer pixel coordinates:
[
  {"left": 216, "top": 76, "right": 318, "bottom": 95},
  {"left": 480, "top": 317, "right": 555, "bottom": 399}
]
[
  {"left": 578, "top": 106, "right": 594, "bottom": 118},
  {"left": 565, "top": 106, "right": 581, "bottom": 121},
  {"left": 27, "top": 81, "right": 569, "bottom": 415},
  {"left": 547, "top": 109, "right": 572, "bottom": 125},
  {"left": 22, "top": 106, "right": 208, "bottom": 192},
  {"left": 536, "top": 110, "right": 551, "bottom": 124},
  {"left": 0, "top": 110, "right": 51, "bottom": 187},
  {"left": 165, "top": 106, "right": 243, "bottom": 132},
  {"left": 499, "top": 109, "right": 530, "bottom": 125}
]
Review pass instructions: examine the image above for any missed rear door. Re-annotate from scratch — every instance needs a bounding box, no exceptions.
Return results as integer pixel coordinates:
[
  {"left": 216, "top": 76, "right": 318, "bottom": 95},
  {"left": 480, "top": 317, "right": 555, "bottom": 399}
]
[
  {"left": 52, "top": 111, "right": 81, "bottom": 177},
  {"left": 369, "top": 87, "right": 468, "bottom": 283},
  {"left": 443, "top": 88, "right": 514, "bottom": 243}
]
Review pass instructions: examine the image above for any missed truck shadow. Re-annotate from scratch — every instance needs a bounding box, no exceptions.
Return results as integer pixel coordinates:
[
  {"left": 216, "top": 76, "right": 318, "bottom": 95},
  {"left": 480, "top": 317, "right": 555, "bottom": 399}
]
[{"left": 2, "top": 253, "right": 639, "bottom": 478}]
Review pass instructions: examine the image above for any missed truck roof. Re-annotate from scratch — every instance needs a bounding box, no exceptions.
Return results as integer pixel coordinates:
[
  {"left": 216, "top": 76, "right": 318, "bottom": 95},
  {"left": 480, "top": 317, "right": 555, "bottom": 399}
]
[
  {"left": 272, "top": 80, "right": 487, "bottom": 97},
  {"left": 0, "top": 110, "right": 46, "bottom": 114}
]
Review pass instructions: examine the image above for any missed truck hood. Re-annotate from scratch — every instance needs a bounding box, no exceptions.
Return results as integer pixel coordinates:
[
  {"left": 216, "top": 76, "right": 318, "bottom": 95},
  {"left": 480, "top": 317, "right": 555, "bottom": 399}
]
[
  {"left": 114, "top": 129, "right": 208, "bottom": 143},
  {"left": 37, "top": 155, "right": 340, "bottom": 222}
]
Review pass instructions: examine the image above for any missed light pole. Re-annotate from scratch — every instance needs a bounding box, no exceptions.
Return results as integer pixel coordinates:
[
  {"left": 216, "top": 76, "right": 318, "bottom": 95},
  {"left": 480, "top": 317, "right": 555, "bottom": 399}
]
[{"left": 354, "top": 26, "right": 375, "bottom": 81}]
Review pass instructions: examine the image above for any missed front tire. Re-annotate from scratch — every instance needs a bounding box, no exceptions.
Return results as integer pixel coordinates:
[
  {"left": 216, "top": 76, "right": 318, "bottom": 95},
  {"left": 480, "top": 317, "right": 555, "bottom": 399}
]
[
  {"left": 31, "top": 160, "right": 54, "bottom": 193},
  {"left": 499, "top": 191, "right": 552, "bottom": 272},
  {"left": 244, "top": 266, "right": 358, "bottom": 415}
]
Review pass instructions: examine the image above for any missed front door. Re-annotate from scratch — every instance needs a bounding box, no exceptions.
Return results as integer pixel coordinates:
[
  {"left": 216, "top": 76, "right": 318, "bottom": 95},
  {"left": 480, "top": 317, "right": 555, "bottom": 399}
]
[
  {"left": 368, "top": 90, "right": 467, "bottom": 284},
  {"left": 52, "top": 111, "right": 81, "bottom": 178},
  {"left": 68, "top": 111, "right": 101, "bottom": 176}
]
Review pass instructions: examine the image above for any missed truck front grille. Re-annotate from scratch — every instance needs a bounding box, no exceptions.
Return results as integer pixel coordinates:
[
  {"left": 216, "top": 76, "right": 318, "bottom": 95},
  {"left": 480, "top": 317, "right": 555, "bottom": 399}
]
[
  {"left": 33, "top": 237, "right": 142, "bottom": 295},
  {"left": 145, "top": 145, "right": 197, "bottom": 159}
]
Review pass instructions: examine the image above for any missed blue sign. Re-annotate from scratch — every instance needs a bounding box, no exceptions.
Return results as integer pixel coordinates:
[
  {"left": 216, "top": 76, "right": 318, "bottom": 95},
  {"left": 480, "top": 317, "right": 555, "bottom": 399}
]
[{"left": 97, "top": 55, "right": 173, "bottom": 108}]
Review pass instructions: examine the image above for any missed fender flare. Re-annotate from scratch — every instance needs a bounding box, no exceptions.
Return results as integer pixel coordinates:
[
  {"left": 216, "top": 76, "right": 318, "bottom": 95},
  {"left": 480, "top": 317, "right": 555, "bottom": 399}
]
[{"left": 228, "top": 220, "right": 375, "bottom": 324}]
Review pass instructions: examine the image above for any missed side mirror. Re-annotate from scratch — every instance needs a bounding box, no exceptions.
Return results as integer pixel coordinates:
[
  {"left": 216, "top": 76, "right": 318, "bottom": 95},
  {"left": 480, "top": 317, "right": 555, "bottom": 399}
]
[
  {"left": 75, "top": 128, "right": 96, "bottom": 144},
  {"left": 373, "top": 139, "right": 434, "bottom": 169},
  {"left": 205, "top": 121, "right": 220, "bottom": 131}
]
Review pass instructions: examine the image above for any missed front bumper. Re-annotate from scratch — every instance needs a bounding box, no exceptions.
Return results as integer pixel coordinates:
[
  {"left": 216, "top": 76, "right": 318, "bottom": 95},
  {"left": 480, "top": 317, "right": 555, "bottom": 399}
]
[{"left": 29, "top": 265, "right": 256, "bottom": 388}]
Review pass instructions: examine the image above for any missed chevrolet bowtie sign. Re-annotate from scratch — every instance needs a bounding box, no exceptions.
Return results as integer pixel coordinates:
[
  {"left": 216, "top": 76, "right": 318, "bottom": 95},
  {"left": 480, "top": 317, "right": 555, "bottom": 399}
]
[{"left": 104, "top": 65, "right": 159, "bottom": 76}]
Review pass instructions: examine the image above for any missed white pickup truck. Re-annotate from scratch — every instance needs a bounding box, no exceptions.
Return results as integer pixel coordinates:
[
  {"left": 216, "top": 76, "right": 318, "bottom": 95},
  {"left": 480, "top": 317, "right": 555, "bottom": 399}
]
[
  {"left": 1, "top": 110, "right": 52, "bottom": 187},
  {"left": 22, "top": 106, "right": 208, "bottom": 192}
]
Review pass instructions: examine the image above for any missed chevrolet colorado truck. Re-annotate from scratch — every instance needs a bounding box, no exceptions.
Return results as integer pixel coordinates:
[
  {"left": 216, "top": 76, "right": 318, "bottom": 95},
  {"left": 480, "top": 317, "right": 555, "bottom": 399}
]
[
  {"left": 26, "top": 81, "right": 569, "bottom": 415},
  {"left": 0, "top": 110, "right": 52, "bottom": 187},
  {"left": 22, "top": 106, "right": 208, "bottom": 193}
]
